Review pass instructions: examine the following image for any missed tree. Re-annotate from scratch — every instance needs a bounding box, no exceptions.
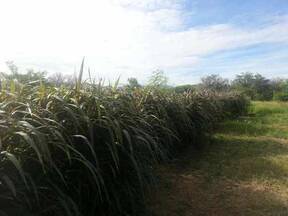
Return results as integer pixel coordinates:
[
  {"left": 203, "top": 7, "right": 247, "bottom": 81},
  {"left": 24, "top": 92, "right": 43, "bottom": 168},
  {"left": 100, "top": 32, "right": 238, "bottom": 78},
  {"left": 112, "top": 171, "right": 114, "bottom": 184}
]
[
  {"left": 6, "top": 61, "right": 18, "bottom": 75},
  {"left": 48, "top": 72, "right": 67, "bottom": 87},
  {"left": 4, "top": 61, "right": 46, "bottom": 83},
  {"left": 48, "top": 72, "right": 75, "bottom": 87},
  {"left": 270, "top": 78, "right": 285, "bottom": 93},
  {"left": 253, "top": 74, "right": 273, "bottom": 100},
  {"left": 174, "top": 84, "right": 195, "bottom": 93},
  {"left": 200, "top": 74, "right": 230, "bottom": 92},
  {"left": 127, "top": 77, "right": 141, "bottom": 90},
  {"left": 233, "top": 72, "right": 255, "bottom": 88},
  {"left": 272, "top": 79, "right": 288, "bottom": 101},
  {"left": 232, "top": 72, "right": 256, "bottom": 98},
  {"left": 232, "top": 72, "right": 273, "bottom": 100}
]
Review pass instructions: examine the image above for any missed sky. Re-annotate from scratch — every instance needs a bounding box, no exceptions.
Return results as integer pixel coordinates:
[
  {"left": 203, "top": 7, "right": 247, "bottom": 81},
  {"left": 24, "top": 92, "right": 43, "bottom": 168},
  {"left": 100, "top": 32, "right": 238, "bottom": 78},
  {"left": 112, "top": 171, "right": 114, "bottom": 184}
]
[{"left": 0, "top": 0, "right": 287, "bottom": 85}]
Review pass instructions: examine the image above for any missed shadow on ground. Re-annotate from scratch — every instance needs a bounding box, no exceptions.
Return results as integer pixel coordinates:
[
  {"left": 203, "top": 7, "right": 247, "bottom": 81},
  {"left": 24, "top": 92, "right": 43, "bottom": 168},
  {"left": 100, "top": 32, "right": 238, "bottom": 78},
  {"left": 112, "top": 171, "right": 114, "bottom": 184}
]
[
  {"left": 147, "top": 121, "right": 288, "bottom": 215},
  {"left": 147, "top": 169, "right": 288, "bottom": 216},
  {"left": 147, "top": 102, "right": 288, "bottom": 215}
]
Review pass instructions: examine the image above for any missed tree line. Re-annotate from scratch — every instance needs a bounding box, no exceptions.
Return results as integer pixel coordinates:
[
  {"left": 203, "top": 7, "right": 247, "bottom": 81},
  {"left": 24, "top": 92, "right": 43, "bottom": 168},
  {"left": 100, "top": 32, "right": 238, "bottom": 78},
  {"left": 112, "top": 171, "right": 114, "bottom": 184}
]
[
  {"left": 1, "top": 62, "right": 288, "bottom": 101},
  {"left": 200, "top": 73, "right": 288, "bottom": 101},
  {"left": 126, "top": 72, "right": 288, "bottom": 101}
]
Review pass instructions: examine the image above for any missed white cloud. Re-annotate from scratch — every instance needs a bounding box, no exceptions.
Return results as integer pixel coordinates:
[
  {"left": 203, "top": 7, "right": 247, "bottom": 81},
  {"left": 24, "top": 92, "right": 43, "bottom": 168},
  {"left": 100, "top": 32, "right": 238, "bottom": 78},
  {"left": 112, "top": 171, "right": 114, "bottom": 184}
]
[
  {"left": 116, "top": 0, "right": 185, "bottom": 11},
  {"left": 0, "top": 0, "right": 287, "bottom": 84}
]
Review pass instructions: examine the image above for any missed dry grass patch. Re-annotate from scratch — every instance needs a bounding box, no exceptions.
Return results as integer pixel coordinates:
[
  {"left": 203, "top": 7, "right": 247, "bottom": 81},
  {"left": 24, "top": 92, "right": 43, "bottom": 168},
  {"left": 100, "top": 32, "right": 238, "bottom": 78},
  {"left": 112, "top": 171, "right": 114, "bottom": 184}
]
[
  {"left": 147, "top": 169, "right": 288, "bottom": 216},
  {"left": 147, "top": 102, "right": 288, "bottom": 216}
]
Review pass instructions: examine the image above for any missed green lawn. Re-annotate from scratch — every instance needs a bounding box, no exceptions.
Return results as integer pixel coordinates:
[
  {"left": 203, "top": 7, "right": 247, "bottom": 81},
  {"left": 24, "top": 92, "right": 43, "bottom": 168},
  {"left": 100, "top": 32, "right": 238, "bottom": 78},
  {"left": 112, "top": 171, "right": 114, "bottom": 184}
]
[{"left": 147, "top": 101, "right": 288, "bottom": 216}]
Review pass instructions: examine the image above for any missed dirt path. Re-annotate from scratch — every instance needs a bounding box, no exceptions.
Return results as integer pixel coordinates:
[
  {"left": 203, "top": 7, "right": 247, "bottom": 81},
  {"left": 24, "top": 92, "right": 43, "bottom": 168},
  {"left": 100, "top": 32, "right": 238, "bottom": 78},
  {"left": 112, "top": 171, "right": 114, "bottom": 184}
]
[{"left": 146, "top": 102, "right": 288, "bottom": 216}]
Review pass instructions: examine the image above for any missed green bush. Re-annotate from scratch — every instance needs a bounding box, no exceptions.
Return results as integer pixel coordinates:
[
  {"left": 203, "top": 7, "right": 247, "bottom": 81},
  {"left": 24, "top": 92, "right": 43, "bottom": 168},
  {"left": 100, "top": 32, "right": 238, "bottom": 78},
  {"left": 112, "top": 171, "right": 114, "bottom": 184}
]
[{"left": 273, "top": 92, "right": 288, "bottom": 101}]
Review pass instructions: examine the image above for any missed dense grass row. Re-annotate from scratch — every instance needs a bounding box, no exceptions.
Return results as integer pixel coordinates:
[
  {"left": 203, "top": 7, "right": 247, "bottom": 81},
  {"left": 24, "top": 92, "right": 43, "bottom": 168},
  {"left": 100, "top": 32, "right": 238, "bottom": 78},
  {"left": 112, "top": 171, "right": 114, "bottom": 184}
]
[{"left": 0, "top": 78, "right": 249, "bottom": 215}]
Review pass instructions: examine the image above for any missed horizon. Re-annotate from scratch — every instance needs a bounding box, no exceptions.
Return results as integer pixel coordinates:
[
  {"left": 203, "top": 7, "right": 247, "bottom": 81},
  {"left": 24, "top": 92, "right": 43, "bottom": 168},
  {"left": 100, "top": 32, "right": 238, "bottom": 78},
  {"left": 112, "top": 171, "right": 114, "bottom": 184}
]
[{"left": 0, "top": 0, "right": 287, "bottom": 85}]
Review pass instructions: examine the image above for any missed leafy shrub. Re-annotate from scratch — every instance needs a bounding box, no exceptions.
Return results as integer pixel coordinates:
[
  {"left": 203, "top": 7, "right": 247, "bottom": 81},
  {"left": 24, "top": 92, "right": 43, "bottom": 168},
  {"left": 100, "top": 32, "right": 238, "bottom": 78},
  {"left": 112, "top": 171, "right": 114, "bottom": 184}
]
[{"left": 273, "top": 92, "right": 288, "bottom": 101}]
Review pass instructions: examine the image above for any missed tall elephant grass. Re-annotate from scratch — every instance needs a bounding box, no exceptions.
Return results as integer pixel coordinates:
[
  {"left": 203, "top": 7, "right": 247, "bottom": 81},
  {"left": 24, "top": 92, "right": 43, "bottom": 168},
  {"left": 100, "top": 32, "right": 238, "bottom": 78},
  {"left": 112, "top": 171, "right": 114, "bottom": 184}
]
[{"left": 0, "top": 76, "right": 249, "bottom": 215}]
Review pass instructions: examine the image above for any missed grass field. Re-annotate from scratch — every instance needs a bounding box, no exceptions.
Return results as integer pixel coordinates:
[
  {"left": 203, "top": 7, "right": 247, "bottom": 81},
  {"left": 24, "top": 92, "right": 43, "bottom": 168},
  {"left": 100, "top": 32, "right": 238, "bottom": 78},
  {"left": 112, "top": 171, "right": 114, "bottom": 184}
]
[{"left": 147, "top": 101, "right": 288, "bottom": 216}]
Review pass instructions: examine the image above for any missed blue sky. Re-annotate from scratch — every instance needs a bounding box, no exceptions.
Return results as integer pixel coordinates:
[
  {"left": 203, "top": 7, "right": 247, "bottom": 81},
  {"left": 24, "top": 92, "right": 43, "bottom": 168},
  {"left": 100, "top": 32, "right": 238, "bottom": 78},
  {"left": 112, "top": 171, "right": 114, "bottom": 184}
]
[
  {"left": 167, "top": 0, "right": 288, "bottom": 83},
  {"left": 184, "top": 0, "right": 288, "bottom": 27},
  {"left": 0, "top": 0, "right": 287, "bottom": 84}
]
